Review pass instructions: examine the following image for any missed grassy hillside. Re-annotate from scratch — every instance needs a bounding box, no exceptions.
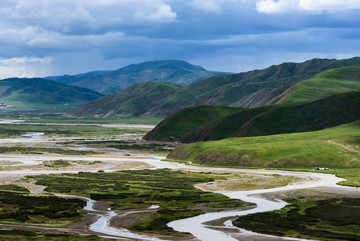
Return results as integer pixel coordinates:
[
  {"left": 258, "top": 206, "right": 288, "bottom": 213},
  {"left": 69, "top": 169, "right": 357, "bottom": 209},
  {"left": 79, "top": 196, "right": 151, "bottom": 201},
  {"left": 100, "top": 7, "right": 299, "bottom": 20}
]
[
  {"left": 180, "top": 106, "right": 273, "bottom": 142},
  {"left": 275, "top": 66, "right": 360, "bottom": 104},
  {"left": 145, "top": 91, "right": 360, "bottom": 142},
  {"left": 148, "top": 57, "right": 360, "bottom": 116},
  {"left": 0, "top": 78, "right": 102, "bottom": 111},
  {"left": 71, "top": 57, "right": 360, "bottom": 117},
  {"left": 47, "top": 60, "right": 227, "bottom": 94},
  {"left": 143, "top": 105, "right": 242, "bottom": 142},
  {"left": 168, "top": 121, "right": 360, "bottom": 170},
  {"left": 234, "top": 90, "right": 360, "bottom": 137},
  {"left": 72, "top": 82, "right": 181, "bottom": 117}
]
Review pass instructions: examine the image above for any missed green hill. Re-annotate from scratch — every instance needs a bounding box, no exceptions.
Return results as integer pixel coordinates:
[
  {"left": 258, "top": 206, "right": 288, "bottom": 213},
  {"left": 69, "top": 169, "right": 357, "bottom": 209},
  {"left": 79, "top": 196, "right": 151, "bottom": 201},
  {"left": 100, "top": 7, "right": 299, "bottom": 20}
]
[
  {"left": 0, "top": 78, "right": 102, "bottom": 111},
  {"left": 143, "top": 105, "right": 242, "bottom": 142},
  {"left": 274, "top": 66, "right": 360, "bottom": 104},
  {"left": 47, "top": 60, "right": 227, "bottom": 95},
  {"left": 167, "top": 121, "right": 360, "bottom": 170},
  {"left": 145, "top": 91, "right": 360, "bottom": 142},
  {"left": 71, "top": 57, "right": 360, "bottom": 118},
  {"left": 148, "top": 57, "right": 360, "bottom": 116},
  {"left": 71, "top": 82, "right": 181, "bottom": 117}
]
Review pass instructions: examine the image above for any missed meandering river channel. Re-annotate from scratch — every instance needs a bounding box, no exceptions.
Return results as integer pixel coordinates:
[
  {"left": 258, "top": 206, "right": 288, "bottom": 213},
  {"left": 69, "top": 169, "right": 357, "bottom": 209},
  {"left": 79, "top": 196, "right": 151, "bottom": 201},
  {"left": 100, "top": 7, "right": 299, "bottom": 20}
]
[{"left": 0, "top": 127, "right": 359, "bottom": 240}]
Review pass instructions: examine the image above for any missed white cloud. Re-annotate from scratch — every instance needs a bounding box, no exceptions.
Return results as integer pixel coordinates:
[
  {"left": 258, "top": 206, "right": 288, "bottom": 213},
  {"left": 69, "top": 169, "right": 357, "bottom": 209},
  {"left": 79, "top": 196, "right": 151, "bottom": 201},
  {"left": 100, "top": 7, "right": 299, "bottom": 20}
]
[
  {"left": 0, "top": 56, "right": 54, "bottom": 78},
  {"left": 190, "top": 0, "right": 222, "bottom": 13},
  {"left": 299, "top": 0, "right": 360, "bottom": 11},
  {"left": 0, "top": 0, "right": 177, "bottom": 34},
  {"left": 1, "top": 56, "right": 52, "bottom": 66},
  {"left": 256, "top": 0, "right": 360, "bottom": 13},
  {"left": 134, "top": 3, "right": 177, "bottom": 22},
  {"left": 189, "top": 0, "right": 242, "bottom": 13}
]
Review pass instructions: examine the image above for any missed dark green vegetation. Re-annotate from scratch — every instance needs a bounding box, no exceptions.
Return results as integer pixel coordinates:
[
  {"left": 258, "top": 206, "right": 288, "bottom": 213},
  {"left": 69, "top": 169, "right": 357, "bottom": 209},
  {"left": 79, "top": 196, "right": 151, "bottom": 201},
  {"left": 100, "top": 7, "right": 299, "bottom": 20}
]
[
  {"left": 47, "top": 60, "right": 226, "bottom": 95},
  {"left": 71, "top": 57, "right": 360, "bottom": 117},
  {"left": 0, "top": 124, "right": 145, "bottom": 138},
  {"left": 276, "top": 66, "right": 360, "bottom": 105},
  {"left": 0, "top": 228, "right": 103, "bottom": 241},
  {"left": 0, "top": 185, "right": 85, "bottom": 225},
  {"left": 146, "top": 91, "right": 360, "bottom": 142},
  {"left": 0, "top": 146, "right": 97, "bottom": 155},
  {"left": 72, "top": 82, "right": 181, "bottom": 117},
  {"left": 0, "top": 78, "right": 102, "bottom": 111},
  {"left": 168, "top": 121, "right": 360, "bottom": 186},
  {"left": 144, "top": 105, "right": 242, "bottom": 142},
  {"left": 233, "top": 198, "right": 360, "bottom": 241},
  {"left": 32, "top": 169, "right": 249, "bottom": 235},
  {"left": 43, "top": 160, "right": 73, "bottom": 168},
  {"left": 68, "top": 140, "right": 179, "bottom": 153}
]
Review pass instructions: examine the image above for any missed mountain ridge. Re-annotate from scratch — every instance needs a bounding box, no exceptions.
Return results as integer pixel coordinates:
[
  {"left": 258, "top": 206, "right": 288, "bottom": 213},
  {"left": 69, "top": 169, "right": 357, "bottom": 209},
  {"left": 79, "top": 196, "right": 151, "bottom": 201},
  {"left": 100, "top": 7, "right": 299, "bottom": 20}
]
[
  {"left": 71, "top": 57, "right": 360, "bottom": 117},
  {"left": 47, "top": 60, "right": 228, "bottom": 95}
]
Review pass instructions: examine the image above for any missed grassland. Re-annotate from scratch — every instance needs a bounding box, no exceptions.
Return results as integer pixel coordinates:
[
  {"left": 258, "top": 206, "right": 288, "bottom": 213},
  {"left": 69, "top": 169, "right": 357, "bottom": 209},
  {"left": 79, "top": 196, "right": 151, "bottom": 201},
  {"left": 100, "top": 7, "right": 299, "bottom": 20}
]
[
  {"left": 277, "top": 66, "right": 360, "bottom": 105},
  {"left": 196, "top": 174, "right": 300, "bottom": 191},
  {"left": 168, "top": 121, "right": 360, "bottom": 186},
  {"left": 146, "top": 91, "right": 360, "bottom": 143},
  {"left": 0, "top": 146, "right": 97, "bottom": 155},
  {"left": 30, "top": 169, "right": 251, "bottom": 235},
  {"left": 67, "top": 140, "right": 179, "bottom": 154},
  {"left": 144, "top": 105, "right": 242, "bottom": 142},
  {"left": 0, "top": 124, "right": 147, "bottom": 138},
  {"left": 233, "top": 197, "right": 360, "bottom": 240}
]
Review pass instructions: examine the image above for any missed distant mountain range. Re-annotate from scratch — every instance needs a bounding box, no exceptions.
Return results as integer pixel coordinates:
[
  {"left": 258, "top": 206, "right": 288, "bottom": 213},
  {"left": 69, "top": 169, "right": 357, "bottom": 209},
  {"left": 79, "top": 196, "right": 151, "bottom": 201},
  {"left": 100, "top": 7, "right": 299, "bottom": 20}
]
[
  {"left": 72, "top": 57, "right": 360, "bottom": 118},
  {"left": 0, "top": 78, "right": 102, "bottom": 110},
  {"left": 46, "top": 60, "right": 227, "bottom": 95}
]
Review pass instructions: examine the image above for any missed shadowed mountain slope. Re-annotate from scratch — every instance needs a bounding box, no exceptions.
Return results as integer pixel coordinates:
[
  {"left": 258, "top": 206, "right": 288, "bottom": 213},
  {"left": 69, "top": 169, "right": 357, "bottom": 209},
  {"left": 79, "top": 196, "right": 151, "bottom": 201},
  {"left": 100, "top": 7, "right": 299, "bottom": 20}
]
[
  {"left": 143, "top": 105, "right": 242, "bottom": 142},
  {"left": 72, "top": 82, "right": 181, "bottom": 117},
  {"left": 145, "top": 91, "right": 360, "bottom": 143}
]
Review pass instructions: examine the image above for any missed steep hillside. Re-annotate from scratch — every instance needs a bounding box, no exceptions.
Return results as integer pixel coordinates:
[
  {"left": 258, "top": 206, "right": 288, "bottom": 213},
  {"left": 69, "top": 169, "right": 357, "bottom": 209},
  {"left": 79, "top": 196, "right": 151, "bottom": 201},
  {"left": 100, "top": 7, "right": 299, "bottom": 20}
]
[
  {"left": 71, "top": 82, "right": 181, "bottom": 117},
  {"left": 149, "top": 57, "right": 360, "bottom": 116},
  {"left": 0, "top": 78, "right": 102, "bottom": 110},
  {"left": 71, "top": 57, "right": 360, "bottom": 118},
  {"left": 47, "top": 60, "right": 226, "bottom": 94},
  {"left": 70, "top": 58, "right": 360, "bottom": 117},
  {"left": 233, "top": 91, "right": 360, "bottom": 137},
  {"left": 274, "top": 66, "right": 360, "bottom": 104},
  {"left": 179, "top": 106, "right": 272, "bottom": 142},
  {"left": 143, "top": 105, "right": 242, "bottom": 142},
  {"left": 167, "top": 121, "right": 360, "bottom": 169},
  {"left": 145, "top": 91, "right": 360, "bottom": 142}
]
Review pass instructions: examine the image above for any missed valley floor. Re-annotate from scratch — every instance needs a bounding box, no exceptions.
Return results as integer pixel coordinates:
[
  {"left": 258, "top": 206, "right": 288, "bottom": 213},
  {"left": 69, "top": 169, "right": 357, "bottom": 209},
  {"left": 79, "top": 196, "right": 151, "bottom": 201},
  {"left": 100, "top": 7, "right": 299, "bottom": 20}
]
[{"left": 0, "top": 120, "right": 359, "bottom": 240}]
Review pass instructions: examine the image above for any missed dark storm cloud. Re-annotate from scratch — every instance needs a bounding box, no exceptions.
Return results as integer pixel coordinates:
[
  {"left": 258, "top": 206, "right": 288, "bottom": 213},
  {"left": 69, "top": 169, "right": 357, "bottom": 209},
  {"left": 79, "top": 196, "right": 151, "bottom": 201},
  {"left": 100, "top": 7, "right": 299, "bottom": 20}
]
[{"left": 0, "top": 0, "right": 359, "bottom": 77}]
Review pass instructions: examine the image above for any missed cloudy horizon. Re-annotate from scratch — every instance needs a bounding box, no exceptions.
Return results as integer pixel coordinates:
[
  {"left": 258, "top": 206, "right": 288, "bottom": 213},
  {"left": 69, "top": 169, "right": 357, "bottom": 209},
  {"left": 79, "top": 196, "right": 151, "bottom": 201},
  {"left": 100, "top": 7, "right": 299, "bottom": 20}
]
[{"left": 0, "top": 0, "right": 359, "bottom": 78}]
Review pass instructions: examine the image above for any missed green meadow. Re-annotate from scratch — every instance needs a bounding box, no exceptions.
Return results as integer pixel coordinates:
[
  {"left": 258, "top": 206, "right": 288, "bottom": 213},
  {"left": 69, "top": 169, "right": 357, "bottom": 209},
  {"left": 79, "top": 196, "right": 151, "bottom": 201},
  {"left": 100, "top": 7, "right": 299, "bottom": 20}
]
[
  {"left": 168, "top": 121, "right": 360, "bottom": 186},
  {"left": 278, "top": 66, "right": 360, "bottom": 104}
]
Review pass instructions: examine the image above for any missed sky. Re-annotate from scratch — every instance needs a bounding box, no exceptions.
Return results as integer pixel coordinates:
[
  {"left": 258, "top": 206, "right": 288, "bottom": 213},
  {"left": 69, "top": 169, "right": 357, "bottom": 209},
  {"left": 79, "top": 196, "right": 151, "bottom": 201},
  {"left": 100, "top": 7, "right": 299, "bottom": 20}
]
[{"left": 0, "top": 0, "right": 359, "bottom": 78}]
